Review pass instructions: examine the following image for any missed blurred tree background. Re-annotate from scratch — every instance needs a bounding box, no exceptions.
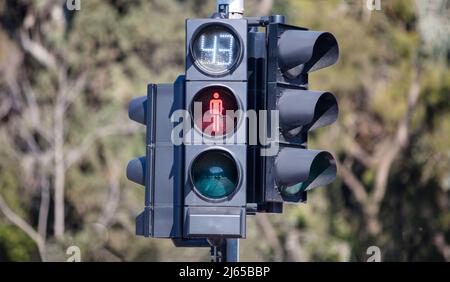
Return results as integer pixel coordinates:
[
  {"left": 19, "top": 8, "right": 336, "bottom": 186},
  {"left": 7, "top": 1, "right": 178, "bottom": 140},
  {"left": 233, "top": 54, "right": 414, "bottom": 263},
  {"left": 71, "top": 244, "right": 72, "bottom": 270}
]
[{"left": 0, "top": 0, "right": 449, "bottom": 262}]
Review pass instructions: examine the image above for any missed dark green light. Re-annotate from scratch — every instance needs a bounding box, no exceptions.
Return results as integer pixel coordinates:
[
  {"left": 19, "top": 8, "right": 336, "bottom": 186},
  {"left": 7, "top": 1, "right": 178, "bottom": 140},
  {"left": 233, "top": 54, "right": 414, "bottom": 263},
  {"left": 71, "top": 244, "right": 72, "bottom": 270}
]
[
  {"left": 282, "top": 183, "right": 303, "bottom": 195},
  {"left": 191, "top": 150, "right": 239, "bottom": 199},
  {"left": 281, "top": 154, "right": 331, "bottom": 196}
]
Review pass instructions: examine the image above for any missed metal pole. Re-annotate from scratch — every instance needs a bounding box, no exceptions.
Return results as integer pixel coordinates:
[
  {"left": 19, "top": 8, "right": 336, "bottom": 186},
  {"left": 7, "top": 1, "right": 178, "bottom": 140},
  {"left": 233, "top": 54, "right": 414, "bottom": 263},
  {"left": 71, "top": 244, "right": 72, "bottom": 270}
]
[
  {"left": 209, "top": 238, "right": 225, "bottom": 262},
  {"left": 225, "top": 239, "right": 239, "bottom": 262},
  {"left": 208, "top": 238, "right": 239, "bottom": 262}
]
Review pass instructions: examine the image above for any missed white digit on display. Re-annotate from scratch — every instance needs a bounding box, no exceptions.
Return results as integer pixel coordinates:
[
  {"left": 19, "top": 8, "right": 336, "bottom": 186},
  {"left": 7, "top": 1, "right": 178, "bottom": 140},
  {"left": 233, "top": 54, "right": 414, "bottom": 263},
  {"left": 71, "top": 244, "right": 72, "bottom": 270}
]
[
  {"left": 218, "top": 33, "right": 234, "bottom": 66},
  {"left": 196, "top": 28, "right": 238, "bottom": 73},
  {"left": 200, "top": 34, "right": 218, "bottom": 65},
  {"left": 213, "top": 35, "right": 218, "bottom": 64}
]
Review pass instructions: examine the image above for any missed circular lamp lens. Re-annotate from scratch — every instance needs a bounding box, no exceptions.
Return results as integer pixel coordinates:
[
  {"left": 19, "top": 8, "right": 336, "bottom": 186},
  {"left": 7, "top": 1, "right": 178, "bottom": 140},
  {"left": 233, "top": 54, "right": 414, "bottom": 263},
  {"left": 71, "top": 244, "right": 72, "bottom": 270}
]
[
  {"left": 282, "top": 183, "right": 303, "bottom": 196},
  {"left": 192, "top": 25, "right": 240, "bottom": 75},
  {"left": 280, "top": 154, "right": 331, "bottom": 196},
  {"left": 191, "top": 86, "right": 239, "bottom": 137},
  {"left": 191, "top": 150, "right": 239, "bottom": 200}
]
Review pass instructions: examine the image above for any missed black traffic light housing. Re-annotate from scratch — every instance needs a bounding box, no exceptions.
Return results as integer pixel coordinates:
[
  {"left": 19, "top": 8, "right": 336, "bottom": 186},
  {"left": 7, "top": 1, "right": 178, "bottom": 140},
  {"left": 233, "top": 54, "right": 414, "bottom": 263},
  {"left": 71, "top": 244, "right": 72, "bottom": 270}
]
[
  {"left": 267, "top": 23, "right": 339, "bottom": 86},
  {"left": 183, "top": 17, "right": 248, "bottom": 238},
  {"left": 127, "top": 77, "right": 185, "bottom": 238},
  {"left": 258, "top": 22, "right": 339, "bottom": 207}
]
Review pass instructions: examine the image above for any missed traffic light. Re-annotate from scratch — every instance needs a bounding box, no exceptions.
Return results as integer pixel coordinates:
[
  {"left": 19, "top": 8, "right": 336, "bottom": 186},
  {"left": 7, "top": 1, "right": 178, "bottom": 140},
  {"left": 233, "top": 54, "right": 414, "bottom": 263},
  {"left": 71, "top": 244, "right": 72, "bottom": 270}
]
[
  {"left": 258, "top": 22, "right": 340, "bottom": 208},
  {"left": 183, "top": 17, "right": 248, "bottom": 238},
  {"left": 127, "top": 7, "right": 340, "bottom": 254},
  {"left": 127, "top": 77, "right": 185, "bottom": 238}
]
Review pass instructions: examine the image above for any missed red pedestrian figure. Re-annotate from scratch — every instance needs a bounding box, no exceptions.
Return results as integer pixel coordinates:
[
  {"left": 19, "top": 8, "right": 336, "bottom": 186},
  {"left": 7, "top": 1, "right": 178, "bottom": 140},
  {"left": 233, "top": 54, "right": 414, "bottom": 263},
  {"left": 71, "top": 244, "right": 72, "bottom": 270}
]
[{"left": 209, "top": 92, "right": 223, "bottom": 134}]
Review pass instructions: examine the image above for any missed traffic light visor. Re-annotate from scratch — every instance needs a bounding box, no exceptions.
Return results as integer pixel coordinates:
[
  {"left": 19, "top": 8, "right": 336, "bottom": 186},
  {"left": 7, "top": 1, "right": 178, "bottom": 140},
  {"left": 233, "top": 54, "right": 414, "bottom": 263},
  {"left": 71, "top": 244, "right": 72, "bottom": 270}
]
[
  {"left": 275, "top": 149, "right": 337, "bottom": 196},
  {"left": 277, "top": 30, "right": 339, "bottom": 77},
  {"left": 278, "top": 90, "right": 338, "bottom": 132},
  {"left": 127, "top": 156, "right": 146, "bottom": 186}
]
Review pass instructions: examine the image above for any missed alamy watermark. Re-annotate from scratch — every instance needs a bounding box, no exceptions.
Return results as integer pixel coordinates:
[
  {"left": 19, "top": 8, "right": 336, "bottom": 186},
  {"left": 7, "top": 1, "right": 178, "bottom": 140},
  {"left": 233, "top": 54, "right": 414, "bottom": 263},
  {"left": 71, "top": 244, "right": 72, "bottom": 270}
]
[
  {"left": 66, "top": 0, "right": 81, "bottom": 11},
  {"left": 366, "top": 246, "right": 381, "bottom": 262},
  {"left": 170, "top": 106, "right": 281, "bottom": 156},
  {"left": 66, "top": 246, "right": 81, "bottom": 262},
  {"left": 366, "top": 0, "right": 382, "bottom": 11}
]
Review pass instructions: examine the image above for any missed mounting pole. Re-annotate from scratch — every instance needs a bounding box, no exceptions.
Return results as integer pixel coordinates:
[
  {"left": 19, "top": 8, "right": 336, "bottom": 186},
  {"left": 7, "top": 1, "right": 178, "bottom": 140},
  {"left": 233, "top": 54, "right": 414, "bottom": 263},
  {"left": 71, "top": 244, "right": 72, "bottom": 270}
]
[
  {"left": 217, "top": 0, "right": 244, "bottom": 19},
  {"left": 225, "top": 239, "right": 239, "bottom": 262},
  {"left": 209, "top": 238, "right": 239, "bottom": 262}
]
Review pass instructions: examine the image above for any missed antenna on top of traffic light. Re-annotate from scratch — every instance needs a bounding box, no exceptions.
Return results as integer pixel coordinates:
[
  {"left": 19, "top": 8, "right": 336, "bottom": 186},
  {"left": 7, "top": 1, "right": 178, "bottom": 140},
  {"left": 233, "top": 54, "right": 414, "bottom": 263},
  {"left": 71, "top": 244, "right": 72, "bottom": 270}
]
[{"left": 216, "top": 0, "right": 244, "bottom": 19}]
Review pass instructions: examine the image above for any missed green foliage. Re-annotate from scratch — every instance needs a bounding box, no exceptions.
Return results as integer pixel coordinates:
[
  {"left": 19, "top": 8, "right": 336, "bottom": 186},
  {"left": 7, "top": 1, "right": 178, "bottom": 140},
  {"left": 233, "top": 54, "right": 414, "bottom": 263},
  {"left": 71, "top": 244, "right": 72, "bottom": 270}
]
[{"left": 0, "top": 225, "right": 37, "bottom": 262}]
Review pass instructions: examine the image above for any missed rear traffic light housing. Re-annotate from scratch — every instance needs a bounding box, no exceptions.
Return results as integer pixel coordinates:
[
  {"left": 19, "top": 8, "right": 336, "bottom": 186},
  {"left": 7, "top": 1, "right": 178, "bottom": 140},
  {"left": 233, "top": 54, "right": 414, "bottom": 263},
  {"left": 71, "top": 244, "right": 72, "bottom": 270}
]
[
  {"left": 127, "top": 78, "right": 185, "bottom": 238},
  {"left": 260, "top": 22, "right": 340, "bottom": 206},
  {"left": 267, "top": 23, "right": 339, "bottom": 85},
  {"left": 267, "top": 84, "right": 339, "bottom": 143}
]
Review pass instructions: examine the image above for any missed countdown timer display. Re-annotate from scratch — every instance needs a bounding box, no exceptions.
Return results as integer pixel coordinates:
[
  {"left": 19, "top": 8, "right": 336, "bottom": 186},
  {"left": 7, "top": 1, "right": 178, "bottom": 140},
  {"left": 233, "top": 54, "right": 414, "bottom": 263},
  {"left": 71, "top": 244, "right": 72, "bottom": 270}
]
[{"left": 191, "top": 25, "right": 241, "bottom": 75}]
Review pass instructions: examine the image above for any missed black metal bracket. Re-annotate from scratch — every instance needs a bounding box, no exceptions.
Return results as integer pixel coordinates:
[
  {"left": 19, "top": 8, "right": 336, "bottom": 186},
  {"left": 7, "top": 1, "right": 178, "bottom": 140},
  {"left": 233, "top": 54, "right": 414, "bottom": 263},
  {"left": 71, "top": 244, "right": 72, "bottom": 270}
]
[{"left": 246, "top": 15, "right": 286, "bottom": 27}]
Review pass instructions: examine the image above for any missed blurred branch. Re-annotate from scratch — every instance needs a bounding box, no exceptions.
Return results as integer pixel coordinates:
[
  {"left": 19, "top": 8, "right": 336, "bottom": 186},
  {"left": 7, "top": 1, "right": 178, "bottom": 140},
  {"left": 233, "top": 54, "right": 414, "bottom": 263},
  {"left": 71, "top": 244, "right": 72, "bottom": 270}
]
[
  {"left": 340, "top": 64, "right": 422, "bottom": 238},
  {"left": 22, "top": 88, "right": 52, "bottom": 144},
  {"left": 255, "top": 214, "right": 283, "bottom": 261},
  {"left": 372, "top": 66, "right": 421, "bottom": 208},
  {"left": 63, "top": 73, "right": 88, "bottom": 111},
  {"left": 38, "top": 177, "right": 50, "bottom": 242},
  {"left": 0, "top": 194, "right": 46, "bottom": 261},
  {"left": 16, "top": 9, "right": 74, "bottom": 238},
  {"left": 18, "top": 30, "right": 58, "bottom": 71},
  {"left": 97, "top": 163, "right": 121, "bottom": 228},
  {"left": 65, "top": 122, "right": 143, "bottom": 169},
  {"left": 53, "top": 76, "right": 66, "bottom": 239},
  {"left": 339, "top": 162, "right": 369, "bottom": 205},
  {"left": 284, "top": 228, "right": 304, "bottom": 262},
  {"left": 115, "top": 212, "right": 135, "bottom": 234},
  {"left": 340, "top": 158, "right": 381, "bottom": 236},
  {"left": 344, "top": 138, "right": 376, "bottom": 168},
  {"left": 0, "top": 94, "right": 12, "bottom": 120}
]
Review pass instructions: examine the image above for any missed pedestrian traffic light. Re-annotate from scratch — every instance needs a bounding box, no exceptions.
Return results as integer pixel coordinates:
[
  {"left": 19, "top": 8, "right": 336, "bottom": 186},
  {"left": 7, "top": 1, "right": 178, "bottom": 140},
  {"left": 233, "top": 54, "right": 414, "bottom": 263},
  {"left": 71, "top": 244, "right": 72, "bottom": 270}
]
[
  {"left": 127, "top": 9, "right": 340, "bottom": 254},
  {"left": 259, "top": 22, "right": 340, "bottom": 207},
  {"left": 183, "top": 17, "right": 247, "bottom": 238}
]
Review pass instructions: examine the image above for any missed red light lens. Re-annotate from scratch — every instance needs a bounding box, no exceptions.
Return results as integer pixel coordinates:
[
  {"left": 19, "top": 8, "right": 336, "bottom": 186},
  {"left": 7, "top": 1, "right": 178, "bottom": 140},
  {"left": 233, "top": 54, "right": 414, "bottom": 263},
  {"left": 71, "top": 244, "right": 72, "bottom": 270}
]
[{"left": 191, "top": 86, "right": 239, "bottom": 136}]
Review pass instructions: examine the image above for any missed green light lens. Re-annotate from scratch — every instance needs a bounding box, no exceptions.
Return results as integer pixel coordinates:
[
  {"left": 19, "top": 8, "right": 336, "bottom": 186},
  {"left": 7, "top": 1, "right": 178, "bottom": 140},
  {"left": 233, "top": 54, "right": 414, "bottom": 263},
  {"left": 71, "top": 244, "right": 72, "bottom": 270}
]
[
  {"left": 282, "top": 183, "right": 303, "bottom": 195},
  {"left": 281, "top": 153, "right": 331, "bottom": 196},
  {"left": 191, "top": 150, "right": 239, "bottom": 199}
]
